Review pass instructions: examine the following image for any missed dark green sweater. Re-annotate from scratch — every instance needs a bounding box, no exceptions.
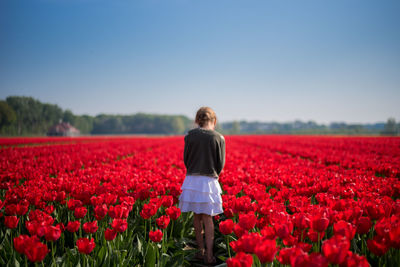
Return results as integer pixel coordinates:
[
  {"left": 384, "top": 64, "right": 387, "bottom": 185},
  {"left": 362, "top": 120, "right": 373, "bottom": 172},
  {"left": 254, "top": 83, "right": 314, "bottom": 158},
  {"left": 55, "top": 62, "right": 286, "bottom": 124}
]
[{"left": 183, "top": 127, "right": 226, "bottom": 178}]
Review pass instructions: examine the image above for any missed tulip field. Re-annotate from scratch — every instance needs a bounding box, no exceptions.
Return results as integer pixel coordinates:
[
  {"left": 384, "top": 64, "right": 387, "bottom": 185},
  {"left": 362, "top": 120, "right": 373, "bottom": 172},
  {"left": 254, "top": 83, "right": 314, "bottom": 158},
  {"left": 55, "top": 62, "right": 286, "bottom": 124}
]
[{"left": 0, "top": 135, "right": 399, "bottom": 267}]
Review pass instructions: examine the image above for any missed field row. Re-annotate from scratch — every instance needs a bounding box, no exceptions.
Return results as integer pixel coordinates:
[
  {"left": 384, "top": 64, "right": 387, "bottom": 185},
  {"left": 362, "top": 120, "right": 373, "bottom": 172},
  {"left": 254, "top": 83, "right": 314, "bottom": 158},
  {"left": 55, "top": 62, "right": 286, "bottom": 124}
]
[{"left": 0, "top": 136, "right": 399, "bottom": 266}]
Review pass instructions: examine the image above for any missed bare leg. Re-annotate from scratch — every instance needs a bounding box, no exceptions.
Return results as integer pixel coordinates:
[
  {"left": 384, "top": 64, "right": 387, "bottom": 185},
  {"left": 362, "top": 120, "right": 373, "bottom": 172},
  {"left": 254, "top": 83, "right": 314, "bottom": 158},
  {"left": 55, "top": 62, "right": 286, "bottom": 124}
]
[
  {"left": 202, "top": 214, "right": 214, "bottom": 263},
  {"left": 193, "top": 213, "right": 205, "bottom": 256}
]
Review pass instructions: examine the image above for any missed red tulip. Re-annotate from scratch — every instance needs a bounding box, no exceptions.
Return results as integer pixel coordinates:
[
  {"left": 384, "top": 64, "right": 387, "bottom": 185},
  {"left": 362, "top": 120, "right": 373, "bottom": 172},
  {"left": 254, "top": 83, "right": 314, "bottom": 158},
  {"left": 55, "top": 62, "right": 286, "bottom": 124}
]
[
  {"left": 275, "top": 223, "right": 291, "bottom": 239},
  {"left": 254, "top": 238, "right": 277, "bottom": 263},
  {"left": 149, "top": 229, "right": 163, "bottom": 242},
  {"left": 74, "top": 206, "right": 87, "bottom": 219},
  {"left": 307, "top": 228, "right": 325, "bottom": 242},
  {"left": 219, "top": 219, "right": 234, "bottom": 235},
  {"left": 104, "top": 228, "right": 117, "bottom": 241},
  {"left": 389, "top": 225, "right": 400, "bottom": 249},
  {"left": 165, "top": 206, "right": 181, "bottom": 220},
  {"left": 25, "top": 221, "right": 47, "bottom": 237},
  {"left": 367, "top": 236, "right": 389, "bottom": 256},
  {"left": 322, "top": 235, "right": 350, "bottom": 265},
  {"left": 356, "top": 217, "right": 372, "bottom": 235},
  {"left": 341, "top": 251, "right": 370, "bottom": 267},
  {"left": 296, "top": 242, "right": 312, "bottom": 253},
  {"left": 44, "top": 225, "right": 61, "bottom": 241},
  {"left": 232, "top": 232, "right": 261, "bottom": 254},
  {"left": 233, "top": 223, "right": 246, "bottom": 238},
  {"left": 14, "top": 235, "right": 37, "bottom": 254},
  {"left": 140, "top": 203, "right": 158, "bottom": 219},
  {"left": 83, "top": 220, "right": 98, "bottom": 234},
  {"left": 16, "top": 203, "right": 29, "bottom": 216},
  {"left": 25, "top": 241, "right": 49, "bottom": 262},
  {"left": 277, "top": 247, "right": 304, "bottom": 265},
  {"left": 311, "top": 215, "right": 329, "bottom": 233},
  {"left": 109, "top": 205, "right": 129, "bottom": 219},
  {"left": 66, "top": 221, "right": 80, "bottom": 232},
  {"left": 56, "top": 222, "right": 65, "bottom": 232},
  {"left": 226, "top": 252, "right": 253, "bottom": 267},
  {"left": 94, "top": 204, "right": 108, "bottom": 220},
  {"left": 5, "top": 204, "right": 17, "bottom": 215},
  {"left": 283, "top": 234, "right": 297, "bottom": 247},
  {"left": 155, "top": 215, "right": 170, "bottom": 229},
  {"left": 161, "top": 195, "right": 173, "bottom": 208},
  {"left": 4, "top": 216, "right": 19, "bottom": 229},
  {"left": 224, "top": 207, "right": 234, "bottom": 218},
  {"left": 306, "top": 252, "right": 329, "bottom": 267},
  {"left": 333, "top": 220, "right": 356, "bottom": 241},
  {"left": 67, "top": 199, "right": 83, "bottom": 211},
  {"left": 292, "top": 212, "right": 310, "bottom": 230},
  {"left": 111, "top": 218, "right": 128, "bottom": 233},
  {"left": 44, "top": 205, "right": 54, "bottom": 215},
  {"left": 76, "top": 238, "right": 95, "bottom": 254},
  {"left": 238, "top": 213, "right": 257, "bottom": 231},
  {"left": 290, "top": 250, "right": 310, "bottom": 267}
]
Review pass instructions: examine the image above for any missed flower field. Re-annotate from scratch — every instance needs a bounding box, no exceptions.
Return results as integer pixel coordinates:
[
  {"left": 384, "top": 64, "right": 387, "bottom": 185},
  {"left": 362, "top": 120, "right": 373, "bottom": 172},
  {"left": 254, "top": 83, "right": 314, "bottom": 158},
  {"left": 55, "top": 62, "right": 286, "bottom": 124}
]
[{"left": 0, "top": 135, "right": 399, "bottom": 267}]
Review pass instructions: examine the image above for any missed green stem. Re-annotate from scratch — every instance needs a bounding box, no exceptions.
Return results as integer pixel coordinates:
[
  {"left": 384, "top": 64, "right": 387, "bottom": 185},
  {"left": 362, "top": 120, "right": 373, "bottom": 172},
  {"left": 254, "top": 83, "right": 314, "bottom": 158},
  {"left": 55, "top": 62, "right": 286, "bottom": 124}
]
[
  {"left": 169, "top": 221, "right": 174, "bottom": 239},
  {"left": 226, "top": 235, "right": 231, "bottom": 258},
  {"left": 144, "top": 219, "right": 147, "bottom": 240},
  {"left": 144, "top": 241, "right": 150, "bottom": 265},
  {"left": 51, "top": 242, "right": 55, "bottom": 265}
]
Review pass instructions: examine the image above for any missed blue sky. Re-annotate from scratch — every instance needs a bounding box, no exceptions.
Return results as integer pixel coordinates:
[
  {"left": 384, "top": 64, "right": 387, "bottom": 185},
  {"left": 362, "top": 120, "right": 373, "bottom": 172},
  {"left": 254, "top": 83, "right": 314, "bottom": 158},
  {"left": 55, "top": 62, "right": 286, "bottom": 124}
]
[{"left": 1, "top": 0, "right": 399, "bottom": 124}]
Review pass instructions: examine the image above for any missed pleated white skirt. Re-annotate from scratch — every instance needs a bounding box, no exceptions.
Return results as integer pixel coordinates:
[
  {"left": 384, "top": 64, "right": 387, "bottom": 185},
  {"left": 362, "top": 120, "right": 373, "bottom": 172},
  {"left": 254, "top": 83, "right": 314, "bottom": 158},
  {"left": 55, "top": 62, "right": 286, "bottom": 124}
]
[{"left": 178, "top": 175, "right": 223, "bottom": 216}]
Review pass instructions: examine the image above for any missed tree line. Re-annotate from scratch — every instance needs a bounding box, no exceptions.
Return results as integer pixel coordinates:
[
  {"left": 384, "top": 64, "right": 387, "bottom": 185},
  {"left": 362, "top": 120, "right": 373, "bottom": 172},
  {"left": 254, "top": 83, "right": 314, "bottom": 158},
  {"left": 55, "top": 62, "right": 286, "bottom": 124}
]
[
  {"left": 221, "top": 119, "right": 399, "bottom": 136},
  {"left": 0, "top": 96, "right": 398, "bottom": 136},
  {"left": 0, "top": 96, "right": 192, "bottom": 136}
]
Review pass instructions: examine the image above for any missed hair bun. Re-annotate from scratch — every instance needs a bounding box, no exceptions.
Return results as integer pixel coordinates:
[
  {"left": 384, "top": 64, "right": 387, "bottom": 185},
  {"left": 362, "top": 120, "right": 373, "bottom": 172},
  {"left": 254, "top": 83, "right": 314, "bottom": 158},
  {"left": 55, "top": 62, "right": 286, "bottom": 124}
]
[{"left": 195, "top": 107, "right": 217, "bottom": 127}]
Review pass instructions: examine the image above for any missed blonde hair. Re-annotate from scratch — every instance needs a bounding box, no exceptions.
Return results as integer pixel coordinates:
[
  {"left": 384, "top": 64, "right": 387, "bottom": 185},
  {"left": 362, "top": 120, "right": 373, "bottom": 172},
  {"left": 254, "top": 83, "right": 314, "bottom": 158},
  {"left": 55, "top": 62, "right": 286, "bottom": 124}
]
[{"left": 195, "top": 107, "right": 217, "bottom": 127}]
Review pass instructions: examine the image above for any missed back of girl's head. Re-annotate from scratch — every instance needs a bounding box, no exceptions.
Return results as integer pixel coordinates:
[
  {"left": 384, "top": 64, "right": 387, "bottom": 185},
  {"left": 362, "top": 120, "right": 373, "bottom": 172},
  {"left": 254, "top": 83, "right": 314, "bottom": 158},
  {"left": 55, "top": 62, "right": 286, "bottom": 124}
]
[{"left": 195, "top": 107, "right": 217, "bottom": 127}]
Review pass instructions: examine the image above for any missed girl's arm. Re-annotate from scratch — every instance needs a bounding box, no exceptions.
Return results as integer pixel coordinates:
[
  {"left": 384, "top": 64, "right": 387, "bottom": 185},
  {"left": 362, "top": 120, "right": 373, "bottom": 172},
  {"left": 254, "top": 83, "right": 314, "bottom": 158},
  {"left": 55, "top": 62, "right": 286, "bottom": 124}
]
[
  {"left": 216, "top": 137, "right": 225, "bottom": 175},
  {"left": 183, "top": 135, "right": 189, "bottom": 168}
]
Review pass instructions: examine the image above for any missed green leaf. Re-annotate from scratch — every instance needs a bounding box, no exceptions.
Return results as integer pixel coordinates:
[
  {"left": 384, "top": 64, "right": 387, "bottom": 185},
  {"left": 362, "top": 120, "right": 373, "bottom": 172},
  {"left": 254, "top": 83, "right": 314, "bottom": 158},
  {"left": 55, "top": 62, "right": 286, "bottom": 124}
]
[
  {"left": 137, "top": 235, "right": 143, "bottom": 254},
  {"left": 97, "top": 246, "right": 106, "bottom": 265},
  {"left": 145, "top": 243, "right": 156, "bottom": 267}
]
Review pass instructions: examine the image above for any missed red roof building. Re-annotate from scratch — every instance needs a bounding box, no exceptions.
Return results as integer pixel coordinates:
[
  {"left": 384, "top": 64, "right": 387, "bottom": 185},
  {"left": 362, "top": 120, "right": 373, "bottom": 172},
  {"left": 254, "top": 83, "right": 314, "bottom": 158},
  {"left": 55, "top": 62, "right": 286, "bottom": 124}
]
[{"left": 47, "top": 122, "right": 80, "bottom": 136}]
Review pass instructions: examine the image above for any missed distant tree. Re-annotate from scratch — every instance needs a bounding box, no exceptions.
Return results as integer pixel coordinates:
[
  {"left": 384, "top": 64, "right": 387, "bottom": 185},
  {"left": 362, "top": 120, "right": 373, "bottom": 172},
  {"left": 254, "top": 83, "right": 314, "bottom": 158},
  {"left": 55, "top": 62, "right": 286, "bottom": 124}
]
[
  {"left": 63, "top": 109, "right": 76, "bottom": 125},
  {"left": 381, "top": 118, "right": 398, "bottom": 136},
  {"left": 6, "top": 96, "right": 44, "bottom": 135},
  {"left": 231, "top": 121, "right": 241, "bottom": 134},
  {"left": 74, "top": 115, "right": 94, "bottom": 134},
  {"left": 42, "top": 103, "right": 64, "bottom": 131},
  {"left": 1, "top": 95, "right": 195, "bottom": 136},
  {"left": 170, "top": 116, "right": 186, "bottom": 134},
  {"left": 0, "top": 100, "right": 16, "bottom": 128}
]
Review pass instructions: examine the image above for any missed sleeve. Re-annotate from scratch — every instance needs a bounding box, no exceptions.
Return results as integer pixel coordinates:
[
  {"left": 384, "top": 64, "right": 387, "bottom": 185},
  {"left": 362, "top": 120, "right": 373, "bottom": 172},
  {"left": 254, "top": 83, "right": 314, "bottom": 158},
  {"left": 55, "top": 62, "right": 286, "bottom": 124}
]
[
  {"left": 183, "top": 135, "right": 189, "bottom": 168},
  {"left": 216, "top": 136, "right": 226, "bottom": 175}
]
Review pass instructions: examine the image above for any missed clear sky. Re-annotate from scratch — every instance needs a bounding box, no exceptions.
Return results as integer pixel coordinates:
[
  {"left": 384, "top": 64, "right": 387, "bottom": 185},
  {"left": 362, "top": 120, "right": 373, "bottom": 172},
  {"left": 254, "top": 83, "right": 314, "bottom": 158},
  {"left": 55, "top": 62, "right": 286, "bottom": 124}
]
[{"left": 1, "top": 0, "right": 399, "bottom": 124}]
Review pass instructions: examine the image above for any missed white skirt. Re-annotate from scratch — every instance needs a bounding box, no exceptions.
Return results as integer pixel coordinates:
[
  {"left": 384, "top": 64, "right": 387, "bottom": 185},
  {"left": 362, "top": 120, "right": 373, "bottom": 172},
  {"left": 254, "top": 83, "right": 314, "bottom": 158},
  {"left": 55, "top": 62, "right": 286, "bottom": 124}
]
[{"left": 178, "top": 175, "right": 223, "bottom": 216}]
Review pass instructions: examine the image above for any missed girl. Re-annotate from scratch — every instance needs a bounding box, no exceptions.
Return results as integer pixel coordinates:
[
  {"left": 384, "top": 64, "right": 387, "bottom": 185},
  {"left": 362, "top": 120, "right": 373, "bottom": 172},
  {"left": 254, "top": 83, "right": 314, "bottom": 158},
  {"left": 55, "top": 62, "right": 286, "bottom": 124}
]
[{"left": 178, "top": 107, "right": 225, "bottom": 265}]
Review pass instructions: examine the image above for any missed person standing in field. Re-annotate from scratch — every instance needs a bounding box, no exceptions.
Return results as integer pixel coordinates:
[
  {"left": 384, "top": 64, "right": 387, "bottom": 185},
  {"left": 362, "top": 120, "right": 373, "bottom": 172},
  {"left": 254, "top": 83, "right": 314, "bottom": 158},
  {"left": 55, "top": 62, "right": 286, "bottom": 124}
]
[{"left": 178, "top": 106, "right": 225, "bottom": 265}]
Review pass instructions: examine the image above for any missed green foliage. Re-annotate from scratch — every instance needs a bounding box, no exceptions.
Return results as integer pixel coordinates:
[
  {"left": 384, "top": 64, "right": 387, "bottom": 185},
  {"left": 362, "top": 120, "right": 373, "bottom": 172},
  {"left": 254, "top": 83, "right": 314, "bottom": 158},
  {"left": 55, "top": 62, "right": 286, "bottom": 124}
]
[
  {"left": 73, "top": 115, "right": 94, "bottom": 135},
  {"left": 3, "top": 95, "right": 393, "bottom": 136},
  {"left": 381, "top": 117, "right": 398, "bottom": 136},
  {"left": 0, "top": 101, "right": 16, "bottom": 127},
  {"left": 220, "top": 120, "right": 388, "bottom": 135},
  {"left": 0, "top": 96, "right": 192, "bottom": 136},
  {"left": 2, "top": 96, "right": 64, "bottom": 136},
  {"left": 63, "top": 109, "right": 76, "bottom": 125},
  {"left": 91, "top": 113, "right": 191, "bottom": 135}
]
